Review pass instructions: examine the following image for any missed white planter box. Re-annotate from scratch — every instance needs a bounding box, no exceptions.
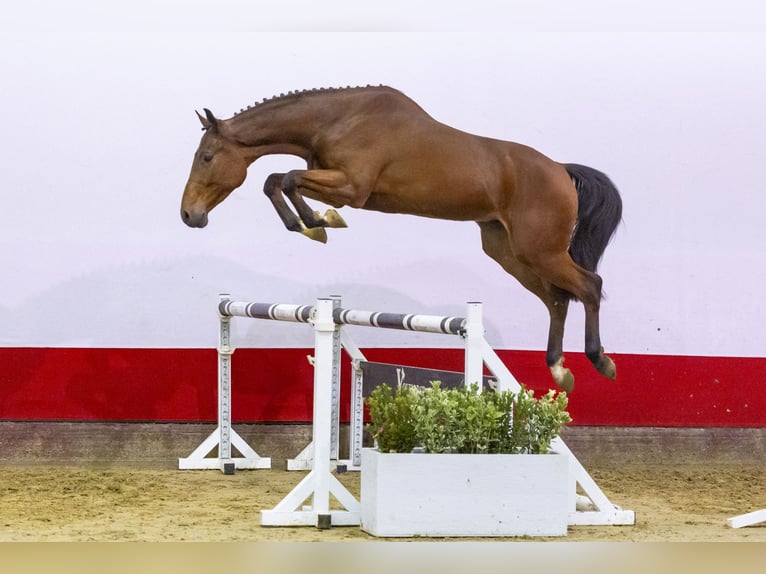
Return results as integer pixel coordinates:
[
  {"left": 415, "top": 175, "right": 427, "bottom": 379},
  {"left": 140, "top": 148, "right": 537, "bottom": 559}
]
[{"left": 360, "top": 447, "right": 569, "bottom": 537}]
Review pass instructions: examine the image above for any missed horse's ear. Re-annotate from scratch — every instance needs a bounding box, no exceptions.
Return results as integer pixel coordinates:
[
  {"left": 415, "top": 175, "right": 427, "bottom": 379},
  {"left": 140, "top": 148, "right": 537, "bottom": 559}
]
[
  {"left": 204, "top": 108, "right": 219, "bottom": 131},
  {"left": 196, "top": 108, "right": 219, "bottom": 132}
]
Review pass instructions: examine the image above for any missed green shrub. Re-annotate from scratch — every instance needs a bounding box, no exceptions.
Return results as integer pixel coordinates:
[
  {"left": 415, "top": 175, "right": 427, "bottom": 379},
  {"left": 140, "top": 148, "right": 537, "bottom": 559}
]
[
  {"left": 366, "top": 381, "right": 571, "bottom": 455},
  {"left": 364, "top": 382, "right": 418, "bottom": 454}
]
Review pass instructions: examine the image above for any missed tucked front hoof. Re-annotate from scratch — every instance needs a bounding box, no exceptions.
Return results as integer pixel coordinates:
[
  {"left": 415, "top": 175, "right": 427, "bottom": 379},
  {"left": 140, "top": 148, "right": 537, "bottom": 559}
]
[
  {"left": 323, "top": 209, "right": 348, "bottom": 228},
  {"left": 301, "top": 227, "right": 328, "bottom": 243},
  {"left": 550, "top": 358, "right": 575, "bottom": 394}
]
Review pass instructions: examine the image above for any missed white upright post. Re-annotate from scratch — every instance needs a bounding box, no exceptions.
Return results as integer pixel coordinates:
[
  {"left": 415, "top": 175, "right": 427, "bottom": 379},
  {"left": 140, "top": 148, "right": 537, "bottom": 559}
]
[
  {"left": 463, "top": 302, "right": 485, "bottom": 391},
  {"left": 260, "top": 298, "right": 361, "bottom": 527},
  {"left": 310, "top": 298, "right": 335, "bottom": 518},
  {"left": 287, "top": 296, "right": 342, "bottom": 471},
  {"left": 218, "top": 296, "right": 234, "bottom": 472},
  {"left": 329, "top": 296, "right": 342, "bottom": 461},
  {"left": 178, "top": 294, "right": 270, "bottom": 472},
  {"left": 343, "top": 330, "right": 368, "bottom": 470}
]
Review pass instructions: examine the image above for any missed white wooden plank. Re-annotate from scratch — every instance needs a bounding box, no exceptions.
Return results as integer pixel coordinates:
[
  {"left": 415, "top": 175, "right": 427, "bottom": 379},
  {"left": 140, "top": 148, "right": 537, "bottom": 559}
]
[{"left": 728, "top": 509, "right": 766, "bottom": 528}]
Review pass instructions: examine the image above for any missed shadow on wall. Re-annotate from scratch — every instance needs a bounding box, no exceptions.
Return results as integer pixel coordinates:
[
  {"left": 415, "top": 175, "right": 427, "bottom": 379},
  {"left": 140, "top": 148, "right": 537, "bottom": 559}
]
[{"left": 0, "top": 255, "right": 505, "bottom": 348}]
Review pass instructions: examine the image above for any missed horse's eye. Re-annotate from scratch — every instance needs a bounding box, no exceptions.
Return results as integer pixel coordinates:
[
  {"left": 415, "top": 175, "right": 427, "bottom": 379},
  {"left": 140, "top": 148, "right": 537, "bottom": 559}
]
[{"left": 202, "top": 153, "right": 213, "bottom": 164}]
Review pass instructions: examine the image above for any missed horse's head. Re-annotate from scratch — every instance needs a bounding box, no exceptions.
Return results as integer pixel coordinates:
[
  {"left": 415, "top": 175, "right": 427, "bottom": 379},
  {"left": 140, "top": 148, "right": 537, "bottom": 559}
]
[{"left": 180, "top": 109, "right": 248, "bottom": 228}]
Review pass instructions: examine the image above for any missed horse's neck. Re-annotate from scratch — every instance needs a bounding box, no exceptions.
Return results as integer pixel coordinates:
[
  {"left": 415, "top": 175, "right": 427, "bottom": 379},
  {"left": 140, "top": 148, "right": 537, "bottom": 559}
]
[
  {"left": 227, "top": 100, "right": 332, "bottom": 154},
  {"left": 226, "top": 88, "right": 423, "bottom": 161}
]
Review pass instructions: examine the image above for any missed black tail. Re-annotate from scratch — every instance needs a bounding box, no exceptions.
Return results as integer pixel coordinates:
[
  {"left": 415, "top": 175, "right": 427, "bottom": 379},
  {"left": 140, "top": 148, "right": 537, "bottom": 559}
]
[{"left": 564, "top": 163, "right": 623, "bottom": 273}]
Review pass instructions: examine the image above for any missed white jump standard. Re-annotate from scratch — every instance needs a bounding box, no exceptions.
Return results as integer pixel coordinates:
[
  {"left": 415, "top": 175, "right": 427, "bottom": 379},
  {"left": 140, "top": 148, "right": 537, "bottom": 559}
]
[
  {"left": 197, "top": 294, "right": 634, "bottom": 530},
  {"left": 261, "top": 298, "right": 361, "bottom": 527},
  {"left": 178, "top": 295, "right": 272, "bottom": 473}
]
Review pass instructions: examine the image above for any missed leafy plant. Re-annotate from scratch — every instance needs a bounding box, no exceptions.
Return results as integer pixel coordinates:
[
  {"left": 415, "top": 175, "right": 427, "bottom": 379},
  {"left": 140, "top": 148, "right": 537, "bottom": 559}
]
[
  {"left": 365, "top": 381, "right": 571, "bottom": 455},
  {"left": 364, "top": 382, "right": 418, "bottom": 453}
]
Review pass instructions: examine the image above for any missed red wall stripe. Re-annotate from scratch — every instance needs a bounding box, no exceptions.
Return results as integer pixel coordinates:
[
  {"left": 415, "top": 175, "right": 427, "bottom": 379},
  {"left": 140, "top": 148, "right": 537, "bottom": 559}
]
[{"left": 0, "top": 347, "right": 763, "bottom": 426}]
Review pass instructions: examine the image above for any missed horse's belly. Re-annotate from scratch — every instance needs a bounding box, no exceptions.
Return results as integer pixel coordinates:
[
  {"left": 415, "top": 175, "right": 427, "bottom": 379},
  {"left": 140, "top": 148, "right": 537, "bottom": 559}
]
[{"left": 362, "top": 186, "right": 492, "bottom": 221}]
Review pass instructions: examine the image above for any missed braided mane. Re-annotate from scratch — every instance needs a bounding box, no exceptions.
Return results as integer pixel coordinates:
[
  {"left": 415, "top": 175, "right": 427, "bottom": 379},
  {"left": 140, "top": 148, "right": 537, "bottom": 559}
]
[{"left": 232, "top": 84, "right": 386, "bottom": 116}]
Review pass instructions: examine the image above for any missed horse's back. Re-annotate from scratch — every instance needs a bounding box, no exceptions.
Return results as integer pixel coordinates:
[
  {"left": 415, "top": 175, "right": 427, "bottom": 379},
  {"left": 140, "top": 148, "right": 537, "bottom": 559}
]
[{"left": 318, "top": 88, "right": 577, "bottom": 224}]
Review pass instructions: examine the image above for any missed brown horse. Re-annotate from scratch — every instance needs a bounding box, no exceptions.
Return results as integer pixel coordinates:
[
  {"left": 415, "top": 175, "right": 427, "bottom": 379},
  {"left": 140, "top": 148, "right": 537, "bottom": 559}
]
[{"left": 181, "top": 86, "right": 622, "bottom": 392}]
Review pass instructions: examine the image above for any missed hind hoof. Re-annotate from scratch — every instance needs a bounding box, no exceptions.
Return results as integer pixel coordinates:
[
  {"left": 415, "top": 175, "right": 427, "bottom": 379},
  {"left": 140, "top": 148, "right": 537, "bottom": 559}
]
[
  {"left": 591, "top": 349, "right": 616, "bottom": 380},
  {"left": 550, "top": 358, "right": 574, "bottom": 394},
  {"left": 598, "top": 355, "right": 617, "bottom": 380}
]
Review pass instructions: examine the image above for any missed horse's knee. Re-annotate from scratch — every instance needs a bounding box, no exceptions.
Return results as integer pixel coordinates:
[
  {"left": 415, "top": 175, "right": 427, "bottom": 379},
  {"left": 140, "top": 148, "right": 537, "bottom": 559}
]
[
  {"left": 281, "top": 171, "right": 299, "bottom": 194},
  {"left": 263, "top": 173, "right": 284, "bottom": 198}
]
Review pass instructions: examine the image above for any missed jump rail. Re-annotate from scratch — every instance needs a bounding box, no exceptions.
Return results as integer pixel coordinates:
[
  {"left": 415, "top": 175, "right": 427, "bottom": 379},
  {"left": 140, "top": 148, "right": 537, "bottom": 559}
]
[
  {"left": 181, "top": 294, "right": 635, "bottom": 530},
  {"left": 212, "top": 298, "right": 473, "bottom": 472},
  {"left": 219, "top": 299, "right": 466, "bottom": 335}
]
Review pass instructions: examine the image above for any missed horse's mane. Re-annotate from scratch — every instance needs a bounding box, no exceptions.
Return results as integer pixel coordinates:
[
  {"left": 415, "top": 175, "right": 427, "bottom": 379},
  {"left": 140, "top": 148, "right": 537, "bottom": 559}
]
[{"left": 232, "top": 85, "right": 387, "bottom": 116}]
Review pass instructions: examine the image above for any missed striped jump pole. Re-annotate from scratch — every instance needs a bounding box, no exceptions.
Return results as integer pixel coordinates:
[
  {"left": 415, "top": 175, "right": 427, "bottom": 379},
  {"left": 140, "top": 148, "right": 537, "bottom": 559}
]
[
  {"left": 197, "top": 297, "right": 489, "bottom": 478},
  {"left": 219, "top": 300, "right": 314, "bottom": 323},
  {"left": 219, "top": 297, "right": 344, "bottom": 466},
  {"left": 220, "top": 299, "right": 488, "bottom": 439},
  {"left": 334, "top": 302, "right": 487, "bottom": 469},
  {"left": 332, "top": 307, "right": 466, "bottom": 335}
]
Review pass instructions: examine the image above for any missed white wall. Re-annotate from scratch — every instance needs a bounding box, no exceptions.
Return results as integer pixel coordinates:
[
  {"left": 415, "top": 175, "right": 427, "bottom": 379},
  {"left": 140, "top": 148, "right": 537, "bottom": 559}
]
[{"left": 2, "top": 1, "right": 765, "bottom": 356}]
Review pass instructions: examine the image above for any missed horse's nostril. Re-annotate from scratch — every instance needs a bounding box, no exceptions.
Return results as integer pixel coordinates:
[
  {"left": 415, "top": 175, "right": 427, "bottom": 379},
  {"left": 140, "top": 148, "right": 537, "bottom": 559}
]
[{"left": 181, "top": 208, "right": 208, "bottom": 228}]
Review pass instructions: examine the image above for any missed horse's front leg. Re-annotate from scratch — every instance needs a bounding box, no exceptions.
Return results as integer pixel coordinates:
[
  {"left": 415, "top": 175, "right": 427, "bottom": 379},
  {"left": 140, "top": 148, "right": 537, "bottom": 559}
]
[
  {"left": 282, "top": 169, "right": 355, "bottom": 231},
  {"left": 263, "top": 173, "right": 329, "bottom": 243}
]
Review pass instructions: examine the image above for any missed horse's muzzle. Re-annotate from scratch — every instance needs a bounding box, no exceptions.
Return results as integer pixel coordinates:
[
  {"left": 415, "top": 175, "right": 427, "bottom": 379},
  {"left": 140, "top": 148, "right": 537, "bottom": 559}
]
[{"left": 181, "top": 208, "right": 209, "bottom": 228}]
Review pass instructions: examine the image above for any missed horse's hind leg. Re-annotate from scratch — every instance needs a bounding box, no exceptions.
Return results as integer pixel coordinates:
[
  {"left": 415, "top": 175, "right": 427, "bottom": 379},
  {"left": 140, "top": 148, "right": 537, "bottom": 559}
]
[
  {"left": 545, "top": 293, "right": 574, "bottom": 392},
  {"left": 479, "top": 221, "right": 575, "bottom": 392},
  {"left": 555, "top": 262, "right": 616, "bottom": 380},
  {"left": 583, "top": 289, "right": 617, "bottom": 379},
  {"left": 522, "top": 249, "right": 616, "bottom": 381}
]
